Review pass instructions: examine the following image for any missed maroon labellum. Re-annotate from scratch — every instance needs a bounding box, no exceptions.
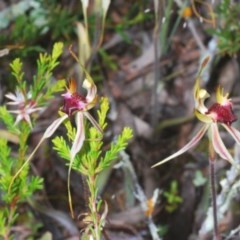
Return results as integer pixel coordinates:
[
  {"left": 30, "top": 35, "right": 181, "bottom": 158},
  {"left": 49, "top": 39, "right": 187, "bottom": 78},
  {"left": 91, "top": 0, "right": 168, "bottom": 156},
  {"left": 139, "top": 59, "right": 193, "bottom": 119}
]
[
  {"left": 206, "top": 103, "right": 237, "bottom": 125},
  {"left": 62, "top": 92, "right": 87, "bottom": 116}
]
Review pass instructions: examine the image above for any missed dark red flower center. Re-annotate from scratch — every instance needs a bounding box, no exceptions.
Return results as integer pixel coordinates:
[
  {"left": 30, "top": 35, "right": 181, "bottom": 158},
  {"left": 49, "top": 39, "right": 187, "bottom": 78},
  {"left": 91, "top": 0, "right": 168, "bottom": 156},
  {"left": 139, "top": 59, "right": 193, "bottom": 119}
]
[
  {"left": 62, "top": 93, "right": 87, "bottom": 116},
  {"left": 206, "top": 103, "right": 237, "bottom": 125}
]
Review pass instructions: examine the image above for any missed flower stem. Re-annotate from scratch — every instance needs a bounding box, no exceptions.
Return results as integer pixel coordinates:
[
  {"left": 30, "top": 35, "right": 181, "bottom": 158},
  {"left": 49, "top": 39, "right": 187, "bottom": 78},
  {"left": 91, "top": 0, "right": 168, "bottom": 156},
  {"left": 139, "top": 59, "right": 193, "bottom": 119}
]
[
  {"left": 88, "top": 174, "right": 101, "bottom": 240},
  {"left": 209, "top": 142, "right": 221, "bottom": 240}
]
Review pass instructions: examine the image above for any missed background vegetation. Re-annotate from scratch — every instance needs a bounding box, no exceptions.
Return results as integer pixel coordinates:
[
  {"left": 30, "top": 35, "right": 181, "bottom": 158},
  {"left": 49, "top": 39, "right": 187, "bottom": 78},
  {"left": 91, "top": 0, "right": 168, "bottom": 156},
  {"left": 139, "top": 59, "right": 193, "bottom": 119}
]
[{"left": 1, "top": 0, "right": 240, "bottom": 239}]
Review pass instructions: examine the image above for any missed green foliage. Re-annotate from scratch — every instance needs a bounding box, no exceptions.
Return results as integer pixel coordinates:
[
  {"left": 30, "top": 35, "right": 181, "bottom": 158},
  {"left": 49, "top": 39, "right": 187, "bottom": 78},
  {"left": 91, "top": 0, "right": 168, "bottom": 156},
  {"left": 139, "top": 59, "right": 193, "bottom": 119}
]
[
  {"left": 9, "top": 42, "right": 65, "bottom": 107},
  {"left": 0, "top": 1, "right": 77, "bottom": 51},
  {"left": 52, "top": 136, "right": 71, "bottom": 161},
  {"left": 0, "top": 138, "right": 43, "bottom": 204},
  {"left": 113, "top": 3, "right": 152, "bottom": 40},
  {"left": 0, "top": 210, "right": 8, "bottom": 237},
  {"left": 45, "top": 3, "right": 77, "bottom": 40},
  {"left": 163, "top": 180, "right": 182, "bottom": 213},
  {"left": 96, "top": 127, "right": 133, "bottom": 173},
  {"left": 10, "top": 58, "right": 24, "bottom": 85},
  {"left": 52, "top": 97, "right": 133, "bottom": 239},
  {"left": 11, "top": 14, "right": 42, "bottom": 44},
  {"left": 53, "top": 97, "right": 133, "bottom": 175},
  {"left": 97, "top": 97, "right": 109, "bottom": 128},
  {"left": 210, "top": 0, "right": 240, "bottom": 55},
  {"left": 159, "top": 0, "right": 175, "bottom": 55},
  {"left": 64, "top": 117, "right": 77, "bottom": 141},
  {"left": 0, "top": 106, "right": 19, "bottom": 134},
  {"left": 98, "top": 48, "right": 118, "bottom": 71},
  {"left": 0, "top": 42, "right": 65, "bottom": 239},
  {"left": 157, "top": 224, "right": 169, "bottom": 237},
  {"left": 31, "top": 42, "right": 65, "bottom": 102},
  {"left": 71, "top": 98, "right": 133, "bottom": 176}
]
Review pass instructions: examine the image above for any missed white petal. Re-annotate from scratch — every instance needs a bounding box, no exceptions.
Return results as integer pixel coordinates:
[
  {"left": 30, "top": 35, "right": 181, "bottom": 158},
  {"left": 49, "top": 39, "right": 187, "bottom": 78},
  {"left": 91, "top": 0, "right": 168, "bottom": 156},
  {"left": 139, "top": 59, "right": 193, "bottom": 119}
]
[
  {"left": 152, "top": 124, "right": 208, "bottom": 167},
  {"left": 43, "top": 114, "right": 68, "bottom": 139},
  {"left": 67, "top": 112, "right": 85, "bottom": 217},
  {"left": 100, "top": 201, "right": 108, "bottom": 224},
  {"left": 84, "top": 111, "right": 102, "bottom": 133},
  {"left": 8, "top": 110, "right": 21, "bottom": 114},
  {"left": 5, "top": 91, "right": 25, "bottom": 104},
  {"left": 24, "top": 114, "right": 32, "bottom": 128},
  {"left": 5, "top": 93, "right": 18, "bottom": 101},
  {"left": 27, "top": 107, "right": 43, "bottom": 115},
  {"left": 211, "top": 123, "right": 237, "bottom": 166},
  {"left": 83, "top": 78, "right": 97, "bottom": 103},
  {"left": 14, "top": 114, "right": 23, "bottom": 125},
  {"left": 81, "top": 0, "right": 89, "bottom": 9},
  {"left": 102, "top": 0, "right": 111, "bottom": 14},
  {"left": 222, "top": 124, "right": 240, "bottom": 146},
  {"left": 70, "top": 112, "right": 85, "bottom": 160}
]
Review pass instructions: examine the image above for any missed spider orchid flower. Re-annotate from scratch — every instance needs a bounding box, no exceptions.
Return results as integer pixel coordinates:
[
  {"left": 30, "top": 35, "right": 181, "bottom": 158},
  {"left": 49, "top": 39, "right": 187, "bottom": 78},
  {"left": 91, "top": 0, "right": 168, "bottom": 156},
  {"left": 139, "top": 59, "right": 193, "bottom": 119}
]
[
  {"left": 42, "top": 76, "right": 100, "bottom": 217},
  {"left": 152, "top": 77, "right": 240, "bottom": 169},
  {"left": 5, "top": 91, "right": 43, "bottom": 128},
  {"left": 43, "top": 76, "right": 99, "bottom": 160}
]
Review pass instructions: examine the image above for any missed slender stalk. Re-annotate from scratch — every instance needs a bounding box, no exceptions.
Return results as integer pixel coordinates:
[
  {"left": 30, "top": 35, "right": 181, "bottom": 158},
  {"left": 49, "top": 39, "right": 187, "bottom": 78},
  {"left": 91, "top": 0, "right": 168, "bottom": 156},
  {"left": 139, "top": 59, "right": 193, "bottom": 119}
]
[
  {"left": 209, "top": 161, "right": 219, "bottom": 239},
  {"left": 17, "top": 123, "right": 31, "bottom": 169},
  {"left": 209, "top": 142, "right": 221, "bottom": 240},
  {"left": 151, "top": 28, "right": 160, "bottom": 128},
  {"left": 88, "top": 174, "right": 101, "bottom": 240},
  {"left": 151, "top": 0, "right": 162, "bottom": 128},
  {"left": 151, "top": 0, "right": 174, "bottom": 128}
]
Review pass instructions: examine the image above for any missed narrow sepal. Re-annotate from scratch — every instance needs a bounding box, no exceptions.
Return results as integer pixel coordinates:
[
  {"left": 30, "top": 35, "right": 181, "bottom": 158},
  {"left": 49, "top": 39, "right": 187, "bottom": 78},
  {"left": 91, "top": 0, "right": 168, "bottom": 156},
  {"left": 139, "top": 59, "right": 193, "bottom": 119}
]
[
  {"left": 222, "top": 124, "right": 240, "bottom": 146},
  {"left": 211, "top": 123, "right": 236, "bottom": 166},
  {"left": 152, "top": 124, "right": 208, "bottom": 168},
  {"left": 68, "top": 111, "right": 85, "bottom": 217},
  {"left": 84, "top": 111, "right": 102, "bottom": 134},
  {"left": 43, "top": 114, "right": 68, "bottom": 139},
  {"left": 70, "top": 112, "right": 85, "bottom": 160}
]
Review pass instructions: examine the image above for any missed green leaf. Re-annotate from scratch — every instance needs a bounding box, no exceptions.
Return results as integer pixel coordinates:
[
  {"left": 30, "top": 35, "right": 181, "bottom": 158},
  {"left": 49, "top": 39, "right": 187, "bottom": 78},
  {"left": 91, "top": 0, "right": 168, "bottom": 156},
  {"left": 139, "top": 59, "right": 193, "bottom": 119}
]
[
  {"left": 62, "top": 116, "right": 76, "bottom": 141},
  {"left": 0, "top": 106, "right": 19, "bottom": 134},
  {"left": 97, "top": 127, "right": 133, "bottom": 172},
  {"left": 52, "top": 42, "right": 64, "bottom": 60},
  {"left": 10, "top": 58, "right": 24, "bottom": 84},
  {"left": 97, "top": 97, "right": 109, "bottom": 130},
  {"left": 44, "top": 79, "right": 65, "bottom": 101},
  {"left": 52, "top": 136, "right": 71, "bottom": 161}
]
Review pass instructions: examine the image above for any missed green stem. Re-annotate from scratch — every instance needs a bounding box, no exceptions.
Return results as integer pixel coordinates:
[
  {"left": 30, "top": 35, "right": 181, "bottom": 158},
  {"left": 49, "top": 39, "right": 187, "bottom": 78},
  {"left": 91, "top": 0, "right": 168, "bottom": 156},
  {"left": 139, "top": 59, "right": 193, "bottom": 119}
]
[
  {"left": 88, "top": 175, "right": 101, "bottom": 240},
  {"left": 5, "top": 196, "right": 18, "bottom": 239},
  {"left": 17, "top": 123, "right": 31, "bottom": 170}
]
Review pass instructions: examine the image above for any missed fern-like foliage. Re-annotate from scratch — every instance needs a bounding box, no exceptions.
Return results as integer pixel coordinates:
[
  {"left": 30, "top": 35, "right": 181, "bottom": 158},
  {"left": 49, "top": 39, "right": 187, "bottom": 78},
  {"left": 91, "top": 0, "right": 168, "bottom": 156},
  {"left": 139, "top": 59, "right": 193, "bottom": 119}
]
[
  {"left": 0, "top": 106, "right": 19, "bottom": 134},
  {"left": 0, "top": 42, "right": 65, "bottom": 239},
  {"left": 96, "top": 127, "right": 133, "bottom": 173},
  {"left": 52, "top": 136, "right": 71, "bottom": 160}
]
